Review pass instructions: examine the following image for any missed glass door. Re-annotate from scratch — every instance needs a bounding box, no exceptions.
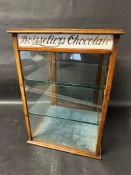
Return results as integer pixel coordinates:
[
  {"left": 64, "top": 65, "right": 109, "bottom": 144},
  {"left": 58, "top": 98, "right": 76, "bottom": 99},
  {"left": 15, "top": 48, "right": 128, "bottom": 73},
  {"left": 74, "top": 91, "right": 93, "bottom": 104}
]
[{"left": 20, "top": 51, "right": 109, "bottom": 153}]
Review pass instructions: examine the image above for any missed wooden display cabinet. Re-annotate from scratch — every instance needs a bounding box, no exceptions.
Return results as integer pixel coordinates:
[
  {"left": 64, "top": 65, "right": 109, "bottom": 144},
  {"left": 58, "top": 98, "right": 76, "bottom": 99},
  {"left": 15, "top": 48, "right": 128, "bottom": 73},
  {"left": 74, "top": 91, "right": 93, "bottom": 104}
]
[{"left": 7, "top": 29, "right": 124, "bottom": 159}]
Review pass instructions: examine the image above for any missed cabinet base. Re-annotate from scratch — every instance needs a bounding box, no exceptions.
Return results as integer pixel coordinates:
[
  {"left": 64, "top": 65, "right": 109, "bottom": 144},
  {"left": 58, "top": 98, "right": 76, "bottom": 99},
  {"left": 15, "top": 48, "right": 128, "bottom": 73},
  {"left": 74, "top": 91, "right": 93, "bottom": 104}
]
[{"left": 27, "top": 140, "right": 101, "bottom": 159}]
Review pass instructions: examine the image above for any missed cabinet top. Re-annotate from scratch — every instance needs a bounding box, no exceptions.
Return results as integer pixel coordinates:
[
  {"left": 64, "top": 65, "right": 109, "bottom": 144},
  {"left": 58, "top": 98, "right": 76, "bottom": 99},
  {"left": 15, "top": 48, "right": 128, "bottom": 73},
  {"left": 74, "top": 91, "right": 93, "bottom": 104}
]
[{"left": 7, "top": 28, "right": 125, "bottom": 35}]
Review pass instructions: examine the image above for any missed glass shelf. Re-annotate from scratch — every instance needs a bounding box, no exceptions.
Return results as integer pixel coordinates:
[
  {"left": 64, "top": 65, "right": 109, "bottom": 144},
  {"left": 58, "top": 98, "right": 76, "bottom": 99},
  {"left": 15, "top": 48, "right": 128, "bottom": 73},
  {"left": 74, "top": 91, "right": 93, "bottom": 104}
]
[
  {"left": 20, "top": 51, "right": 108, "bottom": 88},
  {"left": 29, "top": 105, "right": 100, "bottom": 125},
  {"left": 29, "top": 113, "right": 99, "bottom": 153},
  {"left": 25, "top": 81, "right": 103, "bottom": 125}
]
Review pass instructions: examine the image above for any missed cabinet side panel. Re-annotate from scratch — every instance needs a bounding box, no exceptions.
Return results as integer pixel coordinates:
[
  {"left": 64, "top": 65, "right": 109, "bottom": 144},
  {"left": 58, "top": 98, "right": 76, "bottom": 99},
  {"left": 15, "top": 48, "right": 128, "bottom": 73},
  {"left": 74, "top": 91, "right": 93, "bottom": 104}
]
[
  {"left": 96, "top": 35, "right": 120, "bottom": 155},
  {"left": 12, "top": 33, "right": 32, "bottom": 141}
]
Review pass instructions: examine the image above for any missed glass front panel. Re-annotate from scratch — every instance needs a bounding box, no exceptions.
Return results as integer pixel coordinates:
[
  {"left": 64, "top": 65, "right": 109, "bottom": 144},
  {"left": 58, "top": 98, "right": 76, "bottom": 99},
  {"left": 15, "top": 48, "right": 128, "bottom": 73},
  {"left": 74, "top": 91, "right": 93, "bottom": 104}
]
[{"left": 20, "top": 51, "right": 110, "bottom": 153}]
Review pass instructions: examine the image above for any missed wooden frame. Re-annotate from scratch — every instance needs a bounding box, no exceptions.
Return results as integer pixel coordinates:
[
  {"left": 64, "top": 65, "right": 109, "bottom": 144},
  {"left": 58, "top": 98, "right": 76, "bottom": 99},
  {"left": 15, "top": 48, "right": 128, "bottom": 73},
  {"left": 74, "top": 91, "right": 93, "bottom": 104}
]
[{"left": 7, "top": 29, "right": 124, "bottom": 159}]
